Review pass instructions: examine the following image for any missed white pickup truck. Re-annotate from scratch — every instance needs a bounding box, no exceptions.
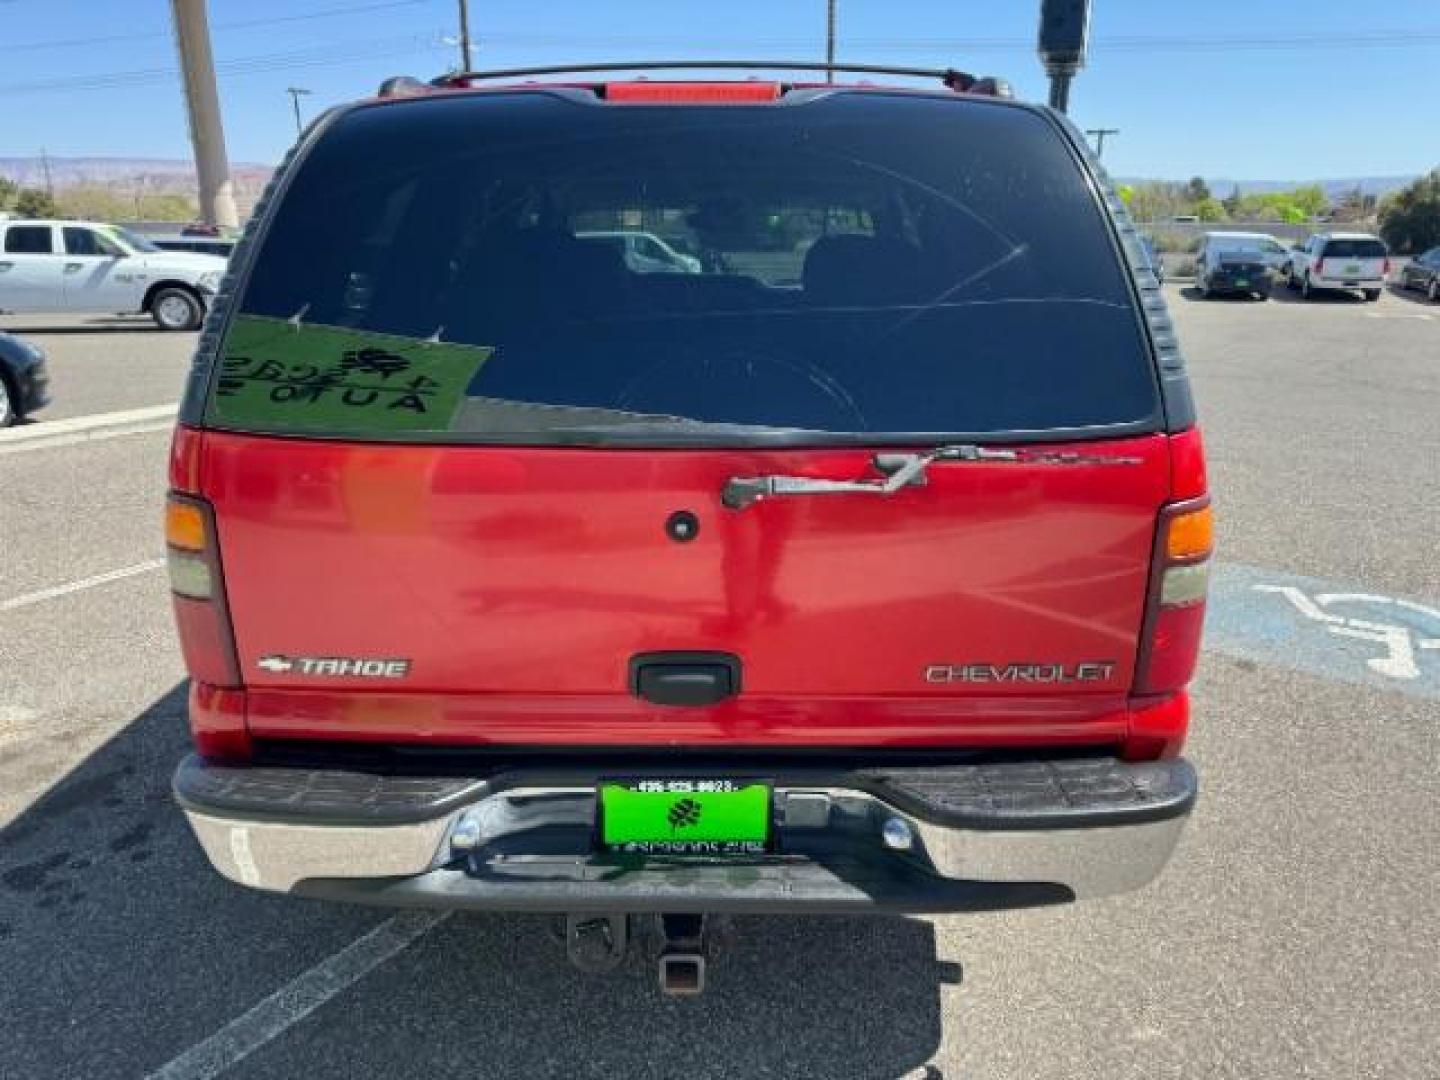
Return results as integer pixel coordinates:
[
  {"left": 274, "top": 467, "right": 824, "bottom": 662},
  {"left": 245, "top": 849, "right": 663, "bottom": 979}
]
[
  {"left": 1283, "top": 232, "right": 1389, "bottom": 302},
  {"left": 0, "top": 219, "right": 227, "bottom": 330}
]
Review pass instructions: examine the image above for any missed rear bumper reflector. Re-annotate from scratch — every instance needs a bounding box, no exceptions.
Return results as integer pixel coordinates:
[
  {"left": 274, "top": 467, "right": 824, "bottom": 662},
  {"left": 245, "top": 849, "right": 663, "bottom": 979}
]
[{"left": 188, "top": 683, "right": 251, "bottom": 761}]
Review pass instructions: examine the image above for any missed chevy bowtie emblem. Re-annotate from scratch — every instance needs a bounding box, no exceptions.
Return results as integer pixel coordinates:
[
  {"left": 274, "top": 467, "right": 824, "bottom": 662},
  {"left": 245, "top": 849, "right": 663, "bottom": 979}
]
[{"left": 257, "top": 655, "right": 295, "bottom": 673}]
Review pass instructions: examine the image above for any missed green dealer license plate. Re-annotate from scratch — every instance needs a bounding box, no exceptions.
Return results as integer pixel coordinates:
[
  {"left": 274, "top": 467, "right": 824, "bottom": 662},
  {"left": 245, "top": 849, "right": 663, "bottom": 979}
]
[{"left": 599, "top": 780, "right": 771, "bottom": 855}]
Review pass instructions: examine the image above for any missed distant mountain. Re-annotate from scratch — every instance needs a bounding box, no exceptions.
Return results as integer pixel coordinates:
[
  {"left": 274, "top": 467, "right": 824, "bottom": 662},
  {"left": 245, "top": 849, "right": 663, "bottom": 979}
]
[
  {"left": 0, "top": 156, "right": 273, "bottom": 192},
  {"left": 1118, "top": 175, "right": 1418, "bottom": 200},
  {"left": 3, "top": 158, "right": 1419, "bottom": 209}
]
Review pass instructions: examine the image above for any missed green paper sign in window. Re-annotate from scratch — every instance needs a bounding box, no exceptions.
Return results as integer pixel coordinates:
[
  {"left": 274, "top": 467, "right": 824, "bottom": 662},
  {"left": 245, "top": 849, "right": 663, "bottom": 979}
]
[{"left": 210, "top": 315, "right": 493, "bottom": 433}]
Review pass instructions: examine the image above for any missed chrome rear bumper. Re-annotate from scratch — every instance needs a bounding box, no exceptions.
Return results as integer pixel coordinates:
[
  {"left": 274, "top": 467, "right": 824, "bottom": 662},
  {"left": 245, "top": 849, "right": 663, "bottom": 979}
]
[{"left": 176, "top": 755, "right": 1195, "bottom": 913}]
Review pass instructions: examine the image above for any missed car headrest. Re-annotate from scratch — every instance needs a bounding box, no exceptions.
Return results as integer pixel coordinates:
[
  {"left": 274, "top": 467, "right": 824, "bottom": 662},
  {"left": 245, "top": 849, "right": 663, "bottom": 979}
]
[{"left": 802, "top": 234, "right": 924, "bottom": 305}]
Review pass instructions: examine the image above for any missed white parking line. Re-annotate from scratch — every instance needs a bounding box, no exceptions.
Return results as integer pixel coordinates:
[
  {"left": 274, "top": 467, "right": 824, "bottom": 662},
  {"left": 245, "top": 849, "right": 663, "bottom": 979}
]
[
  {"left": 146, "top": 912, "right": 448, "bottom": 1080},
  {"left": 0, "top": 403, "right": 177, "bottom": 455},
  {"left": 0, "top": 559, "right": 166, "bottom": 613}
]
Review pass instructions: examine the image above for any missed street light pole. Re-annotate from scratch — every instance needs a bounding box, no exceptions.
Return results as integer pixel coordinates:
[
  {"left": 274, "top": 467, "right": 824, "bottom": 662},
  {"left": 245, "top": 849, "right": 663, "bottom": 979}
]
[
  {"left": 826, "top": 0, "right": 836, "bottom": 83},
  {"left": 457, "top": 0, "right": 474, "bottom": 71},
  {"left": 286, "top": 87, "right": 312, "bottom": 137},
  {"left": 1047, "top": 72, "right": 1071, "bottom": 112},
  {"left": 1086, "top": 127, "right": 1119, "bottom": 160},
  {"left": 1037, "top": 0, "right": 1090, "bottom": 115}
]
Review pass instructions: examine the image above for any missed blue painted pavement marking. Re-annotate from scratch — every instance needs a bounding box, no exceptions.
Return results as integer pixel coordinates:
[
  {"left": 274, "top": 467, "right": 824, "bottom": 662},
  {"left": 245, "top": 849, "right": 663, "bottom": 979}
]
[{"left": 1206, "top": 563, "right": 1440, "bottom": 700}]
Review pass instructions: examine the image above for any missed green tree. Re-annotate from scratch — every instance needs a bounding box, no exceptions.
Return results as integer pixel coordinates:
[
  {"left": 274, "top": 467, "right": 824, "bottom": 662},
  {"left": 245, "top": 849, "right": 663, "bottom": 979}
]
[
  {"left": 1379, "top": 168, "right": 1440, "bottom": 254},
  {"left": 13, "top": 187, "right": 59, "bottom": 217},
  {"left": 1221, "top": 184, "right": 1242, "bottom": 217},
  {"left": 1289, "top": 184, "right": 1327, "bottom": 218},
  {"left": 1129, "top": 181, "right": 1187, "bottom": 223},
  {"left": 1195, "top": 197, "right": 1228, "bottom": 222},
  {"left": 0, "top": 174, "right": 18, "bottom": 208},
  {"left": 1185, "top": 176, "right": 1211, "bottom": 203}
]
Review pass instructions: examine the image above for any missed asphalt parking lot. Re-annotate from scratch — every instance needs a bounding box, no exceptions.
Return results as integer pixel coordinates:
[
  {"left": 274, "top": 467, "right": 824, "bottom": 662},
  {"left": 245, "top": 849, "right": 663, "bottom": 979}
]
[
  {"left": 1, "top": 283, "right": 1437, "bottom": 1079},
  {"left": 0, "top": 314, "right": 195, "bottom": 422}
]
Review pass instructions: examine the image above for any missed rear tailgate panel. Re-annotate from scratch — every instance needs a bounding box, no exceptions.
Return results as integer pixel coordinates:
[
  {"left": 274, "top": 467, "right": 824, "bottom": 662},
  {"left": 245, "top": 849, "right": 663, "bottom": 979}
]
[{"left": 204, "top": 431, "right": 1169, "bottom": 744}]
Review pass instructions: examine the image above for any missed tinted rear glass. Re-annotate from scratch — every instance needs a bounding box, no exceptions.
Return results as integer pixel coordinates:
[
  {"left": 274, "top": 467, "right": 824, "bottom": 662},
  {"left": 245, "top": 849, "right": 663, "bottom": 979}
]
[
  {"left": 212, "top": 92, "right": 1158, "bottom": 443},
  {"left": 1322, "top": 239, "right": 1386, "bottom": 258},
  {"left": 4, "top": 226, "right": 53, "bottom": 254}
]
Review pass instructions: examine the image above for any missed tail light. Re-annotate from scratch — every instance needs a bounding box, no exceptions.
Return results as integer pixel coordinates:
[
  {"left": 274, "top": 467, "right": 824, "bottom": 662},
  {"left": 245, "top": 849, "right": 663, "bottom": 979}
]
[
  {"left": 1383, "top": 258, "right": 1391, "bottom": 275},
  {"left": 1315, "top": 257, "right": 1324, "bottom": 276},
  {"left": 167, "top": 427, "right": 249, "bottom": 758},
  {"left": 1134, "top": 500, "right": 1212, "bottom": 699},
  {"left": 1127, "top": 429, "right": 1212, "bottom": 759},
  {"left": 167, "top": 493, "right": 242, "bottom": 690}
]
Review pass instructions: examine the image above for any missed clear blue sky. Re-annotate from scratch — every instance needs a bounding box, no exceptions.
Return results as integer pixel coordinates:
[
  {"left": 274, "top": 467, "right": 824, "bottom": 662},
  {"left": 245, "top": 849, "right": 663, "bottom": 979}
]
[{"left": 3, "top": 0, "right": 1438, "bottom": 180}]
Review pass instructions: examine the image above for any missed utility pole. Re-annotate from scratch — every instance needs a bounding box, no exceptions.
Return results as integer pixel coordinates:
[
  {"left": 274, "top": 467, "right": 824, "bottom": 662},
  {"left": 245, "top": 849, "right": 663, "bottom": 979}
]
[
  {"left": 1085, "top": 127, "right": 1119, "bottom": 161},
  {"left": 40, "top": 147, "right": 53, "bottom": 197},
  {"left": 825, "top": 0, "right": 836, "bottom": 83},
  {"left": 286, "top": 87, "right": 312, "bottom": 137},
  {"left": 457, "top": 0, "right": 474, "bottom": 71},
  {"left": 170, "top": 0, "right": 238, "bottom": 230}
]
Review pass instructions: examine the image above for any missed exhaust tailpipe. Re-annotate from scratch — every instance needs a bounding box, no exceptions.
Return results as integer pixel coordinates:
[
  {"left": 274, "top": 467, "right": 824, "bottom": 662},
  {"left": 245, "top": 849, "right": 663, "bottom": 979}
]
[{"left": 658, "top": 953, "right": 706, "bottom": 996}]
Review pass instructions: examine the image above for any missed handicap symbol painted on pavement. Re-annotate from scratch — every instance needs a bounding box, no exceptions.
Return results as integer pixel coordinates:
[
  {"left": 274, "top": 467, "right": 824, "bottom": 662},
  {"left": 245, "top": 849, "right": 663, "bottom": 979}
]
[
  {"left": 1204, "top": 564, "right": 1440, "bottom": 700},
  {"left": 1254, "top": 586, "right": 1440, "bottom": 681}
]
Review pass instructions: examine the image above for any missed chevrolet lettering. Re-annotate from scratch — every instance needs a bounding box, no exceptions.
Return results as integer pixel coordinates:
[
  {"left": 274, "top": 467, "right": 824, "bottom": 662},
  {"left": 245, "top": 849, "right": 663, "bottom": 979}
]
[{"left": 925, "top": 662, "right": 1119, "bottom": 684}]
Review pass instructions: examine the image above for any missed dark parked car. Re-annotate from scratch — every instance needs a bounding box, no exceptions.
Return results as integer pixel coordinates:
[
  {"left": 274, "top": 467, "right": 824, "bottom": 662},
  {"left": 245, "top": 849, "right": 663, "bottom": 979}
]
[
  {"left": 1397, "top": 246, "right": 1440, "bottom": 302},
  {"left": 1195, "top": 233, "right": 1271, "bottom": 300},
  {"left": 0, "top": 330, "right": 51, "bottom": 426}
]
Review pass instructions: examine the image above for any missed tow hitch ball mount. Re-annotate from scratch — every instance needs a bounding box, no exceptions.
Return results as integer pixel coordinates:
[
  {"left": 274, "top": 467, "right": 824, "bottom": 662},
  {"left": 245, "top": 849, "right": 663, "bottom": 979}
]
[{"left": 560, "top": 912, "right": 718, "bottom": 996}]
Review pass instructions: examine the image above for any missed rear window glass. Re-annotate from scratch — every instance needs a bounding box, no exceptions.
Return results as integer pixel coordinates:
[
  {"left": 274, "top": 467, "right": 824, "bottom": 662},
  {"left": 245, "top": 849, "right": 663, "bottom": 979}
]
[
  {"left": 211, "top": 92, "right": 1159, "bottom": 443},
  {"left": 4, "top": 226, "right": 53, "bottom": 254},
  {"left": 1322, "top": 239, "right": 1386, "bottom": 259}
]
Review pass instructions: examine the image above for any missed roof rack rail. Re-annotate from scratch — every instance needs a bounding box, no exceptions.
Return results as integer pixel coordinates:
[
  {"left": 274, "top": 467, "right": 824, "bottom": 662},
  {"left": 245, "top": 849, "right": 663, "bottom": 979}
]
[{"left": 377, "top": 61, "right": 1013, "bottom": 98}]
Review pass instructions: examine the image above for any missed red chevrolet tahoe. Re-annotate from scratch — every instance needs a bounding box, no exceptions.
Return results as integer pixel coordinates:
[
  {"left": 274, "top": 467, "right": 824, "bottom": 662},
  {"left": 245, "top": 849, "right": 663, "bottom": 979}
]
[{"left": 167, "top": 65, "right": 1208, "bottom": 990}]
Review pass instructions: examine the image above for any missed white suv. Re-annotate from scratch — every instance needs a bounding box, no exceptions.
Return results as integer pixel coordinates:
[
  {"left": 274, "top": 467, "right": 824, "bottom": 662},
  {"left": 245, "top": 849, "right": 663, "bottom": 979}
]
[
  {"left": 1283, "top": 232, "right": 1389, "bottom": 302},
  {"left": 0, "top": 219, "right": 228, "bottom": 330}
]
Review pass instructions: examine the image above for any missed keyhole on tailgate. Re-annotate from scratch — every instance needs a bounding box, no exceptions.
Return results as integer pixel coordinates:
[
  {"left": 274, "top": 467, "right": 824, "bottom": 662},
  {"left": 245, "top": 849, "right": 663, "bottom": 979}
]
[{"left": 666, "top": 510, "right": 700, "bottom": 543}]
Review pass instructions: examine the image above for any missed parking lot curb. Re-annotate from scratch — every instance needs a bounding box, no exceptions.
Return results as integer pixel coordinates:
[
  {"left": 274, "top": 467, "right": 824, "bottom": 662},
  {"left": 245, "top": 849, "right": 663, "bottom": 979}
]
[{"left": 0, "top": 404, "right": 177, "bottom": 454}]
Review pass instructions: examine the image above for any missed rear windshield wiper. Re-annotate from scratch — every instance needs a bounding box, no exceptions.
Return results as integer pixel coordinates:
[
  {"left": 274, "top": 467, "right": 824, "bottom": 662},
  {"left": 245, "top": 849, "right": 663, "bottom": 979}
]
[{"left": 721, "top": 445, "right": 1140, "bottom": 510}]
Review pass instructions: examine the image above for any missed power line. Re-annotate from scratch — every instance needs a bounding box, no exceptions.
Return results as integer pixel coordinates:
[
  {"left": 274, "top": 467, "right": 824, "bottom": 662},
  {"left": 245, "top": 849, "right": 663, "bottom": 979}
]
[
  {"left": 390, "top": 27, "right": 1440, "bottom": 54},
  {"left": 0, "top": 33, "right": 448, "bottom": 95},
  {"left": 11, "top": 0, "right": 432, "bottom": 53}
]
